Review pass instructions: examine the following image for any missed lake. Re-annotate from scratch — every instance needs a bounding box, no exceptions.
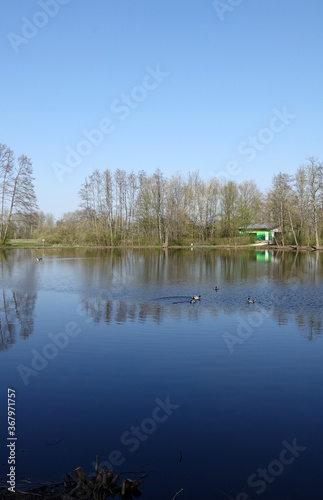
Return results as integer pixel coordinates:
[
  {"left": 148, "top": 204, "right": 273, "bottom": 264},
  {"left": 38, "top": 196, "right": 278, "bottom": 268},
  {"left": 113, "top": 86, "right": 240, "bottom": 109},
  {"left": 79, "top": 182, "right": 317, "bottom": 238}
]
[{"left": 0, "top": 247, "right": 323, "bottom": 499}]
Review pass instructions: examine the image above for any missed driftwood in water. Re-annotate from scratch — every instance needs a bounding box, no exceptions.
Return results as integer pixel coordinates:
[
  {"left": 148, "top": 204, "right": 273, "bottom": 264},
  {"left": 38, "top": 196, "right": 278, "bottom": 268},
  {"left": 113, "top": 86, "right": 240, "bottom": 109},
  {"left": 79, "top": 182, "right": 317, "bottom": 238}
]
[{"left": 0, "top": 456, "right": 145, "bottom": 499}]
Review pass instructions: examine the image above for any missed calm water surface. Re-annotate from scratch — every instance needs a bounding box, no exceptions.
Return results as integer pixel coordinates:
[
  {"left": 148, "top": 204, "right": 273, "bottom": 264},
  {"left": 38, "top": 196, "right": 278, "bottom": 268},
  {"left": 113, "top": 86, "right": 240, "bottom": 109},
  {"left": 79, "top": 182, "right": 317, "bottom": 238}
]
[{"left": 1, "top": 248, "right": 323, "bottom": 499}]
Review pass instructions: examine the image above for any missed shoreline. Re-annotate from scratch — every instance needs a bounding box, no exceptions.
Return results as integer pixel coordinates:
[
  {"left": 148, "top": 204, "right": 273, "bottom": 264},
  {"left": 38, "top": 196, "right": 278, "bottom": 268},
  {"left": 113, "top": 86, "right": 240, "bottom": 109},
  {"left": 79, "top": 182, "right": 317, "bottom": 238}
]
[{"left": 0, "top": 243, "right": 321, "bottom": 252}]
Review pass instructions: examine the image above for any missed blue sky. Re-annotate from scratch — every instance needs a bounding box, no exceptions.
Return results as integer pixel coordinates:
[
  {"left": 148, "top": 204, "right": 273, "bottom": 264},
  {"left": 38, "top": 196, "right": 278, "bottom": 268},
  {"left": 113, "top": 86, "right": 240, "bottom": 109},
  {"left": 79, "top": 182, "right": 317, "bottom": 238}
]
[{"left": 1, "top": 0, "right": 322, "bottom": 218}]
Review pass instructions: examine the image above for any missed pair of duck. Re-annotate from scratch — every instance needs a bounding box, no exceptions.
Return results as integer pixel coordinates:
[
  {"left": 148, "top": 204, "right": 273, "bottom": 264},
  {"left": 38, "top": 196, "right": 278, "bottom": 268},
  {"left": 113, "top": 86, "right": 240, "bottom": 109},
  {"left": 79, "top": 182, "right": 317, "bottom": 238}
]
[{"left": 190, "top": 295, "right": 201, "bottom": 304}]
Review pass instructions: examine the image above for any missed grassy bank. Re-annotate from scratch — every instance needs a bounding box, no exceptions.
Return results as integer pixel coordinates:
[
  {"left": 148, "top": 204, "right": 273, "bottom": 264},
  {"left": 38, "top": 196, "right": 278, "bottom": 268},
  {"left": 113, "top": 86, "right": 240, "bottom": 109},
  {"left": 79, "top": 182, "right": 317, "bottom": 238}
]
[{"left": 2, "top": 239, "right": 93, "bottom": 249}]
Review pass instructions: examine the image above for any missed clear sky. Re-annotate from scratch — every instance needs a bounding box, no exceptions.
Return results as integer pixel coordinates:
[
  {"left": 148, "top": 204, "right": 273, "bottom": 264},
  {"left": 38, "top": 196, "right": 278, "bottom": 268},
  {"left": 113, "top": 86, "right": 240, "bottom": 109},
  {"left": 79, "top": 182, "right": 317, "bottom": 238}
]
[{"left": 1, "top": 0, "right": 322, "bottom": 218}]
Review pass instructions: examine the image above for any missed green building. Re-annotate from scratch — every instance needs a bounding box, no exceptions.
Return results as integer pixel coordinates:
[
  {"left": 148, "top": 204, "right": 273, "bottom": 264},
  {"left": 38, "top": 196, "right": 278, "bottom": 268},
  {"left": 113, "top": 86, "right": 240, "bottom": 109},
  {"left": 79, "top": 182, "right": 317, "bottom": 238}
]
[{"left": 239, "top": 224, "right": 279, "bottom": 241}]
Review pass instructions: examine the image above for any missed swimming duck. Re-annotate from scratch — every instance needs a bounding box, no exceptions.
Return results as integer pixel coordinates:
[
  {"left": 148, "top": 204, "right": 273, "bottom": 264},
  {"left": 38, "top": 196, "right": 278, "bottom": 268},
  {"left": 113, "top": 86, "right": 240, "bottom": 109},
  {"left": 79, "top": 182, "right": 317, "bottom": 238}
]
[
  {"left": 247, "top": 297, "right": 255, "bottom": 303},
  {"left": 192, "top": 295, "right": 201, "bottom": 300},
  {"left": 36, "top": 258, "right": 42, "bottom": 262},
  {"left": 214, "top": 286, "right": 219, "bottom": 291}
]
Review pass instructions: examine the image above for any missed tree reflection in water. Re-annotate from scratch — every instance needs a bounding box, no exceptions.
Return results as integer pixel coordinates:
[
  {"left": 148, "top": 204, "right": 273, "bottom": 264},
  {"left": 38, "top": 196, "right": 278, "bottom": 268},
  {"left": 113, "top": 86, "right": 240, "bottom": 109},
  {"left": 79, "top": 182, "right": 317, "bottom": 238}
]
[
  {"left": 1, "top": 247, "right": 323, "bottom": 351},
  {"left": 0, "top": 290, "right": 37, "bottom": 351}
]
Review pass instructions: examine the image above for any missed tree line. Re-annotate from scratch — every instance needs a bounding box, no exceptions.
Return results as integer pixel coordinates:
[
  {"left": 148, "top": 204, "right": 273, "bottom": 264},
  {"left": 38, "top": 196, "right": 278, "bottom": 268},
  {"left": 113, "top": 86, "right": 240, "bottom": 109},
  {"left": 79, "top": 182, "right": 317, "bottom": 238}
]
[
  {"left": 1, "top": 142, "right": 323, "bottom": 247},
  {"left": 35, "top": 168, "right": 263, "bottom": 246}
]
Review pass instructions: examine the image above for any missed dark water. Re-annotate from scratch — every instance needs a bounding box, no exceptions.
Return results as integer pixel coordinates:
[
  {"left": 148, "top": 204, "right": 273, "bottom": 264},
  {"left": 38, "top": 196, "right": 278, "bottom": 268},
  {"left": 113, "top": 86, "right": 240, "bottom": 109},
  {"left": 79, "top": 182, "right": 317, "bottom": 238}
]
[{"left": 1, "top": 248, "right": 323, "bottom": 499}]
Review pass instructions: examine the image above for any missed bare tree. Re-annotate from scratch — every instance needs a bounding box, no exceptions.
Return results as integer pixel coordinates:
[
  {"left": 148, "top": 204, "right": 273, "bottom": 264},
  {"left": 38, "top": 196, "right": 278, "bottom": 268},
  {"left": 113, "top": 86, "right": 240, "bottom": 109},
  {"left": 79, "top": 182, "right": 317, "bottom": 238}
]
[
  {"left": 267, "top": 173, "right": 293, "bottom": 246},
  {"left": 103, "top": 168, "right": 114, "bottom": 244},
  {"left": 305, "top": 157, "right": 323, "bottom": 248},
  {"left": 150, "top": 168, "right": 165, "bottom": 243},
  {"left": 219, "top": 180, "right": 239, "bottom": 237},
  {"left": 206, "top": 177, "right": 220, "bottom": 239},
  {"left": 165, "top": 173, "right": 190, "bottom": 244},
  {"left": 0, "top": 144, "right": 14, "bottom": 240},
  {"left": 294, "top": 166, "right": 309, "bottom": 244},
  {"left": 127, "top": 171, "right": 138, "bottom": 245},
  {"left": 0, "top": 149, "right": 38, "bottom": 244}
]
